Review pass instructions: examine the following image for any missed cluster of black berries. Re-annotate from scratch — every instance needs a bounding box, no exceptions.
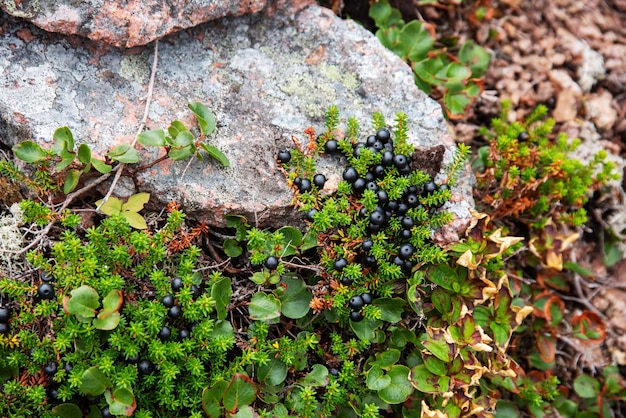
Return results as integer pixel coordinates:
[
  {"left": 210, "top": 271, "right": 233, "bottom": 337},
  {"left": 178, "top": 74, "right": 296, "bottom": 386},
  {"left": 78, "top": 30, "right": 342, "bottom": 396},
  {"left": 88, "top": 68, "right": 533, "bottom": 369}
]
[
  {"left": 157, "top": 277, "right": 200, "bottom": 342},
  {"left": 329, "top": 128, "right": 448, "bottom": 320},
  {"left": 277, "top": 150, "right": 327, "bottom": 193},
  {"left": 347, "top": 292, "right": 373, "bottom": 322}
]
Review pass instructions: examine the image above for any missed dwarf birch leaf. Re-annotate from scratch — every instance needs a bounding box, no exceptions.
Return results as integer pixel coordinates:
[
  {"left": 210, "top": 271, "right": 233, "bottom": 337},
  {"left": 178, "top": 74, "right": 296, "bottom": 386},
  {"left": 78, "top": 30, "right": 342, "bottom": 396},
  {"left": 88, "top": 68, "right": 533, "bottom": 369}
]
[
  {"left": 13, "top": 141, "right": 47, "bottom": 163},
  {"left": 122, "top": 212, "right": 147, "bottom": 230},
  {"left": 92, "top": 159, "right": 112, "bottom": 174},
  {"left": 137, "top": 129, "right": 166, "bottom": 147},
  {"left": 122, "top": 193, "right": 150, "bottom": 213},
  {"left": 63, "top": 169, "right": 82, "bottom": 194},
  {"left": 223, "top": 373, "right": 256, "bottom": 412},
  {"left": 80, "top": 367, "right": 111, "bottom": 396},
  {"left": 189, "top": 102, "right": 216, "bottom": 136},
  {"left": 96, "top": 197, "right": 123, "bottom": 215},
  {"left": 200, "top": 143, "right": 230, "bottom": 167}
]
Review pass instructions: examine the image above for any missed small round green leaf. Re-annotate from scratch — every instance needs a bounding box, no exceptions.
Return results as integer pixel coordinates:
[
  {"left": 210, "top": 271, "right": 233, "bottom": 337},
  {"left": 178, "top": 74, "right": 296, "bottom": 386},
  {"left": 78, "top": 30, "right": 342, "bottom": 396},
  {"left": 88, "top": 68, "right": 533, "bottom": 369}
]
[
  {"left": 257, "top": 359, "right": 288, "bottom": 386},
  {"left": 224, "top": 239, "right": 243, "bottom": 258},
  {"left": 366, "top": 365, "right": 391, "bottom": 391},
  {"left": 249, "top": 292, "right": 281, "bottom": 322},
  {"left": 223, "top": 373, "right": 257, "bottom": 412},
  {"left": 279, "top": 278, "right": 312, "bottom": 319},
  {"left": 51, "top": 403, "right": 82, "bottom": 418},
  {"left": 137, "top": 129, "right": 166, "bottom": 147},
  {"left": 188, "top": 102, "right": 217, "bottom": 136},
  {"left": 13, "top": 140, "right": 48, "bottom": 163},
  {"left": 377, "top": 365, "right": 412, "bottom": 404},
  {"left": 573, "top": 374, "right": 600, "bottom": 398},
  {"left": 80, "top": 367, "right": 111, "bottom": 396}
]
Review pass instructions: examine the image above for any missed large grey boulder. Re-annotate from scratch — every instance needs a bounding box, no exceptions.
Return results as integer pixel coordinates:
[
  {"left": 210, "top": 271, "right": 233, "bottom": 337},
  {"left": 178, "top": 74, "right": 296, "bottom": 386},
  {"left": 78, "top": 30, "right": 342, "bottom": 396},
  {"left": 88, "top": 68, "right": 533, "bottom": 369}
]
[
  {"left": 0, "top": 0, "right": 312, "bottom": 48},
  {"left": 0, "top": 5, "right": 474, "bottom": 237}
]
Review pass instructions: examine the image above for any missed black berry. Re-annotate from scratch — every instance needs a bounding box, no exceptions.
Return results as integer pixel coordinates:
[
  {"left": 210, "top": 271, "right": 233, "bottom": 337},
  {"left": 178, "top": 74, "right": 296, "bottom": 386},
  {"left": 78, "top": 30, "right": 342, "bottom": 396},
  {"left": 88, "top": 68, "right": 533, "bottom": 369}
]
[
  {"left": 369, "top": 210, "right": 385, "bottom": 226},
  {"left": 306, "top": 208, "right": 318, "bottom": 221},
  {"left": 423, "top": 181, "right": 437, "bottom": 195},
  {"left": 0, "top": 306, "right": 10, "bottom": 323},
  {"left": 298, "top": 179, "right": 312, "bottom": 193},
  {"left": 438, "top": 183, "right": 450, "bottom": 192},
  {"left": 366, "top": 181, "right": 379, "bottom": 192},
  {"left": 350, "top": 311, "right": 364, "bottom": 322},
  {"left": 343, "top": 167, "right": 358, "bottom": 183},
  {"left": 161, "top": 295, "right": 175, "bottom": 308},
  {"left": 137, "top": 359, "right": 154, "bottom": 375},
  {"left": 37, "top": 283, "right": 55, "bottom": 300},
  {"left": 361, "top": 239, "right": 373, "bottom": 252},
  {"left": 191, "top": 284, "right": 201, "bottom": 298},
  {"left": 518, "top": 131, "right": 529, "bottom": 141},
  {"left": 313, "top": 174, "right": 327, "bottom": 188},
  {"left": 167, "top": 305, "right": 182, "bottom": 319},
  {"left": 393, "top": 154, "right": 408, "bottom": 169},
  {"left": 376, "top": 128, "right": 391, "bottom": 143},
  {"left": 329, "top": 367, "right": 339, "bottom": 376},
  {"left": 401, "top": 216, "right": 414, "bottom": 229},
  {"left": 363, "top": 255, "right": 377, "bottom": 267},
  {"left": 158, "top": 326, "right": 171, "bottom": 340},
  {"left": 377, "top": 190, "right": 389, "bottom": 204},
  {"left": 325, "top": 139, "right": 339, "bottom": 154},
  {"left": 353, "top": 178, "right": 367, "bottom": 193},
  {"left": 0, "top": 323, "right": 9, "bottom": 334},
  {"left": 400, "top": 229, "right": 412, "bottom": 240},
  {"left": 366, "top": 135, "right": 377, "bottom": 147},
  {"left": 101, "top": 406, "right": 114, "bottom": 418},
  {"left": 44, "top": 361, "right": 58, "bottom": 376},
  {"left": 265, "top": 256, "right": 279, "bottom": 270},
  {"left": 372, "top": 164, "right": 385, "bottom": 178},
  {"left": 399, "top": 243, "right": 415, "bottom": 260},
  {"left": 349, "top": 295, "right": 364, "bottom": 310},
  {"left": 333, "top": 258, "right": 348, "bottom": 271},
  {"left": 179, "top": 328, "right": 191, "bottom": 339},
  {"left": 405, "top": 194, "right": 419, "bottom": 207},
  {"left": 41, "top": 271, "right": 54, "bottom": 282},
  {"left": 353, "top": 143, "right": 365, "bottom": 157},
  {"left": 341, "top": 277, "right": 353, "bottom": 286},
  {"left": 361, "top": 293, "right": 373, "bottom": 305},
  {"left": 47, "top": 388, "right": 59, "bottom": 401},
  {"left": 277, "top": 150, "right": 291, "bottom": 163},
  {"left": 382, "top": 151, "right": 394, "bottom": 166},
  {"left": 171, "top": 277, "right": 183, "bottom": 292}
]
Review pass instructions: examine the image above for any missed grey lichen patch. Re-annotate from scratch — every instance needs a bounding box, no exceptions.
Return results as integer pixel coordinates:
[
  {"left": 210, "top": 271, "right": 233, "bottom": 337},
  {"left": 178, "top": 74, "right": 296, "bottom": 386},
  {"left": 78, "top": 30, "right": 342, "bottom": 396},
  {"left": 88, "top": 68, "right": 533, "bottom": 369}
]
[
  {"left": 0, "top": 203, "right": 24, "bottom": 265},
  {"left": 119, "top": 53, "right": 150, "bottom": 83},
  {"left": 1, "top": 65, "right": 56, "bottom": 114}
]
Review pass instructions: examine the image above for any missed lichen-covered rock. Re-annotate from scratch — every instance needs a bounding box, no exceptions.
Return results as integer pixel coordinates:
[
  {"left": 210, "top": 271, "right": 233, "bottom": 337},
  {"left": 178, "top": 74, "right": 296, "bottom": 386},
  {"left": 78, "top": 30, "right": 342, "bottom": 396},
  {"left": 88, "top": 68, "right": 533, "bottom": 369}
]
[
  {"left": 0, "top": 0, "right": 312, "bottom": 48},
  {"left": 0, "top": 5, "right": 474, "bottom": 236}
]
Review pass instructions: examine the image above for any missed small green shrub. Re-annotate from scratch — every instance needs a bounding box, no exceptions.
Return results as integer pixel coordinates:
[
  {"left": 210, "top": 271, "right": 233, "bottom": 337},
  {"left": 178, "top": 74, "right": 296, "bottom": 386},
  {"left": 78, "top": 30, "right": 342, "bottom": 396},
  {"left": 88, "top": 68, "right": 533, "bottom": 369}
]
[
  {"left": 369, "top": 0, "right": 491, "bottom": 118},
  {"left": 2, "top": 104, "right": 624, "bottom": 417}
]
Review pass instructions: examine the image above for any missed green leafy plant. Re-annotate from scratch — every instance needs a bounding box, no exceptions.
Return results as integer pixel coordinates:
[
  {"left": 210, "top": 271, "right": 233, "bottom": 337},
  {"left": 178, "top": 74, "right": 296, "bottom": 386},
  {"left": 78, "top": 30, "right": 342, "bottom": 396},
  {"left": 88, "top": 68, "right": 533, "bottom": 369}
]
[
  {"left": 369, "top": 0, "right": 491, "bottom": 118},
  {"left": 2, "top": 103, "right": 624, "bottom": 418}
]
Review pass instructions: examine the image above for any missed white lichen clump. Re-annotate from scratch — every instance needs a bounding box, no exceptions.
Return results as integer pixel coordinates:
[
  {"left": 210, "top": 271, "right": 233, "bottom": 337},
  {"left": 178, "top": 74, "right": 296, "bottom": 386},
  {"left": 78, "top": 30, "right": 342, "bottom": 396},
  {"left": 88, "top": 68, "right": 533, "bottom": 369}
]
[{"left": 0, "top": 203, "right": 24, "bottom": 261}]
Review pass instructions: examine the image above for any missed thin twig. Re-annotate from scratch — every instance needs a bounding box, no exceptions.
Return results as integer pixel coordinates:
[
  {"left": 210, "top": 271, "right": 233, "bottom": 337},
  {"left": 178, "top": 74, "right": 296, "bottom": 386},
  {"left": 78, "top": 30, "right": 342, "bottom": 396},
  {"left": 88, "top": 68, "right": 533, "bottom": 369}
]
[
  {"left": 7, "top": 165, "right": 120, "bottom": 255},
  {"left": 98, "top": 40, "right": 159, "bottom": 210}
]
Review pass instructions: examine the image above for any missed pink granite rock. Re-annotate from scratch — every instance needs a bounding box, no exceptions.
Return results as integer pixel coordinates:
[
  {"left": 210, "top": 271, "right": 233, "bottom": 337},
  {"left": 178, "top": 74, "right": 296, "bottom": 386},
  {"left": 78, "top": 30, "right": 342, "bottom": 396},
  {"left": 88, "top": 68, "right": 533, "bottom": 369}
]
[{"left": 0, "top": 0, "right": 313, "bottom": 48}]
